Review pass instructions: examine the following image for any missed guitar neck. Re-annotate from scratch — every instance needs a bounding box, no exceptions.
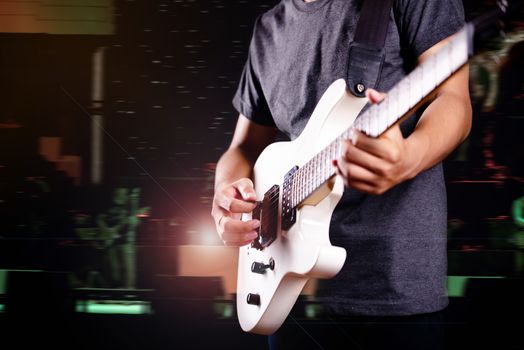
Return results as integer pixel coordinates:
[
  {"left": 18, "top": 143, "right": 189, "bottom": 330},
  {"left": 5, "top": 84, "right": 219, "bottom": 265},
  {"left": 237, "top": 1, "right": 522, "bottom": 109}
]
[{"left": 290, "top": 24, "right": 473, "bottom": 208}]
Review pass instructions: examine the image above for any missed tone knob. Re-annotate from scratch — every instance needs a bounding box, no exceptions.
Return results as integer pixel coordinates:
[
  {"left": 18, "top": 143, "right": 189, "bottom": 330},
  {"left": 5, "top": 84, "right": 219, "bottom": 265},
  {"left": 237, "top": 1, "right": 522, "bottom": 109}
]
[{"left": 246, "top": 293, "right": 261, "bottom": 306}]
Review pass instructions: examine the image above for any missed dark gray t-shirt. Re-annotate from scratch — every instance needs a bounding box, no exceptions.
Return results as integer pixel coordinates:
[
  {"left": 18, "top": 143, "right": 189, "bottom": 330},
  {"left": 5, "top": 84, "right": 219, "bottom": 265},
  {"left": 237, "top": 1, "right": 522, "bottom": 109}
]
[{"left": 233, "top": 0, "right": 464, "bottom": 316}]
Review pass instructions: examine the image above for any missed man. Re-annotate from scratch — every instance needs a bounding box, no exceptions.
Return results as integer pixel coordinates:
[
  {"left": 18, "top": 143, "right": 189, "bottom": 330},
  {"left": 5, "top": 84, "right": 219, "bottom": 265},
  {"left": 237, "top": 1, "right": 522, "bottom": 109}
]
[{"left": 212, "top": 0, "right": 472, "bottom": 348}]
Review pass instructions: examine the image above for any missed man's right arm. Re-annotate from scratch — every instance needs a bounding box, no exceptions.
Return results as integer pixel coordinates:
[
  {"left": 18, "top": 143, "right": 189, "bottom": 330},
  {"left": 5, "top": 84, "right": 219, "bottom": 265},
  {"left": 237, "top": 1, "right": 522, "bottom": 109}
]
[{"left": 212, "top": 114, "right": 277, "bottom": 246}]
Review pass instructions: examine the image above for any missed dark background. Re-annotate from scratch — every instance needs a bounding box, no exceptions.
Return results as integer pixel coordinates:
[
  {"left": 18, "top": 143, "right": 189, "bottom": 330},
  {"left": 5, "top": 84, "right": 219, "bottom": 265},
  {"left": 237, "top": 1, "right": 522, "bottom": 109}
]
[{"left": 0, "top": 0, "right": 524, "bottom": 349}]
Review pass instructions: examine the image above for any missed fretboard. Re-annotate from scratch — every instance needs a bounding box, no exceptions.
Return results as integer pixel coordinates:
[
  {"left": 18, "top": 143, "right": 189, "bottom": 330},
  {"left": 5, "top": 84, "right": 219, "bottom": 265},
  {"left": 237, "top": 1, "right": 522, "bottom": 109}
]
[{"left": 290, "top": 25, "right": 472, "bottom": 208}]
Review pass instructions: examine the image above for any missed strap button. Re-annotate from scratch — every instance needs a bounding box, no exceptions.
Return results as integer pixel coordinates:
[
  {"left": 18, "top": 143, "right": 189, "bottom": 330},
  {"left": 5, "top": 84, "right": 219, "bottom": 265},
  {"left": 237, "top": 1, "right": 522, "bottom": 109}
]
[{"left": 356, "top": 83, "right": 366, "bottom": 93}]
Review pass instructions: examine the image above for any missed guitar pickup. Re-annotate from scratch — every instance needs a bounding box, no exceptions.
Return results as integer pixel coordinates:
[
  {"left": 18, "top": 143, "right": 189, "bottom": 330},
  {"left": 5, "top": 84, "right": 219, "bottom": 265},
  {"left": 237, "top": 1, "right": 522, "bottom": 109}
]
[
  {"left": 251, "top": 185, "right": 279, "bottom": 250},
  {"left": 281, "top": 166, "right": 298, "bottom": 230}
]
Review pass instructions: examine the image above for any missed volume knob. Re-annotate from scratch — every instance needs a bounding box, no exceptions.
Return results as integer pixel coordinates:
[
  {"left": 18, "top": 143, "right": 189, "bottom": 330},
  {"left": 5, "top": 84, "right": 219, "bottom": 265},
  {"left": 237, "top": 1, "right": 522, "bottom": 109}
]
[{"left": 251, "top": 258, "right": 275, "bottom": 274}]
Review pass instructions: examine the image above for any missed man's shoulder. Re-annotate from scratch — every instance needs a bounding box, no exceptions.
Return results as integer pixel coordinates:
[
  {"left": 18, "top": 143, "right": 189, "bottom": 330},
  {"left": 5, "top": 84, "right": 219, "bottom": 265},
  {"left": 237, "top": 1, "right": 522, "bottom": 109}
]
[
  {"left": 249, "top": 1, "right": 290, "bottom": 50},
  {"left": 255, "top": 0, "right": 289, "bottom": 32},
  {"left": 259, "top": 0, "right": 287, "bottom": 21}
]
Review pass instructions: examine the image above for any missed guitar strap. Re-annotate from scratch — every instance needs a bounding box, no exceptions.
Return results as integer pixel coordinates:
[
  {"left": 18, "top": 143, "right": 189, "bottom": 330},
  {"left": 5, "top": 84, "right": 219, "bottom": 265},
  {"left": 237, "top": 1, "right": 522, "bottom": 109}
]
[{"left": 347, "top": 0, "right": 394, "bottom": 97}]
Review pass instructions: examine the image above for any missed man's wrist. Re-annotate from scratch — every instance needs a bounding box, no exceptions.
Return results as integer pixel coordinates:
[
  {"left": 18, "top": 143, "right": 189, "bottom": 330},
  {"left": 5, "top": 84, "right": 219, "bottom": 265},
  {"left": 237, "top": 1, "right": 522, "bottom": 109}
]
[{"left": 403, "top": 132, "right": 430, "bottom": 181}]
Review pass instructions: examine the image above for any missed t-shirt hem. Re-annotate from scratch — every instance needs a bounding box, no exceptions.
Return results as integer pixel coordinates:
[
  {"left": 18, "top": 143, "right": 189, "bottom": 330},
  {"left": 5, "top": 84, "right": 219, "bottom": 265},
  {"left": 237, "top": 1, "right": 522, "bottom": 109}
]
[{"left": 319, "top": 296, "right": 449, "bottom": 317}]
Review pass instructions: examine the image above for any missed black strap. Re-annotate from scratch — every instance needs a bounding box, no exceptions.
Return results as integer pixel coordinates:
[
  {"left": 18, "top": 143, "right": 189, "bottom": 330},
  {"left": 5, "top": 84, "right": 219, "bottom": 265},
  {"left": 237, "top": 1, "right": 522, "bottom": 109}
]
[
  {"left": 346, "top": 0, "right": 394, "bottom": 97},
  {"left": 354, "top": 0, "right": 394, "bottom": 48}
]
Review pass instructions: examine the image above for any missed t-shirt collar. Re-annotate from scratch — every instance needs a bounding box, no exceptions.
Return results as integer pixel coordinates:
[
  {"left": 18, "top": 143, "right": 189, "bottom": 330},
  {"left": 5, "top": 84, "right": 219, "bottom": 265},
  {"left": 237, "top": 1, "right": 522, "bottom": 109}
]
[{"left": 292, "top": 0, "right": 332, "bottom": 13}]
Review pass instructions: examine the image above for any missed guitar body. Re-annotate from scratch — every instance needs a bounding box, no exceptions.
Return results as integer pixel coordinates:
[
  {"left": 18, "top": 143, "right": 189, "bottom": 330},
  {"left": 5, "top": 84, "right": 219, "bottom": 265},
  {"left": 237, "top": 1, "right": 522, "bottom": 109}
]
[{"left": 237, "top": 79, "right": 368, "bottom": 335}]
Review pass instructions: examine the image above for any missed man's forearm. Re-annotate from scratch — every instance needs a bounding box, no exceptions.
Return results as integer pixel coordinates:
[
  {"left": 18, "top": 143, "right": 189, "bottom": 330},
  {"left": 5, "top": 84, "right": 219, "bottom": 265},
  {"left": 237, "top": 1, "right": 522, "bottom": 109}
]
[
  {"left": 214, "top": 147, "right": 255, "bottom": 190},
  {"left": 404, "top": 69, "right": 472, "bottom": 179}
]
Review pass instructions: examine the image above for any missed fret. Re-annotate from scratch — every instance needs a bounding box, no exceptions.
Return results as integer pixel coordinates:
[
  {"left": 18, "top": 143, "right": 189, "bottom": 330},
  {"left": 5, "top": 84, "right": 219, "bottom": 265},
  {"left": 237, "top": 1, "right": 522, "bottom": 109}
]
[
  {"left": 343, "top": 128, "right": 351, "bottom": 140},
  {"left": 372, "top": 102, "right": 382, "bottom": 137},
  {"left": 314, "top": 155, "right": 320, "bottom": 187},
  {"left": 399, "top": 76, "right": 410, "bottom": 114},
  {"left": 310, "top": 166, "right": 315, "bottom": 193},
  {"left": 357, "top": 115, "right": 364, "bottom": 134},
  {"left": 292, "top": 175, "right": 296, "bottom": 207},
  {"left": 296, "top": 170, "right": 300, "bottom": 202},
  {"left": 367, "top": 112, "right": 373, "bottom": 136},
  {"left": 382, "top": 97, "right": 390, "bottom": 132},
  {"left": 451, "top": 31, "right": 468, "bottom": 71},
  {"left": 294, "top": 172, "right": 298, "bottom": 204},
  {"left": 376, "top": 102, "right": 387, "bottom": 136},
  {"left": 312, "top": 157, "right": 317, "bottom": 190},
  {"left": 296, "top": 170, "right": 301, "bottom": 204},
  {"left": 314, "top": 159, "right": 318, "bottom": 188},
  {"left": 290, "top": 178, "right": 293, "bottom": 208},
  {"left": 303, "top": 163, "right": 308, "bottom": 199},
  {"left": 318, "top": 156, "right": 323, "bottom": 186},
  {"left": 336, "top": 136, "right": 343, "bottom": 158},
  {"left": 299, "top": 169, "right": 302, "bottom": 203},
  {"left": 319, "top": 151, "right": 323, "bottom": 185},
  {"left": 303, "top": 167, "right": 306, "bottom": 202},
  {"left": 363, "top": 113, "right": 370, "bottom": 135},
  {"left": 421, "top": 55, "right": 437, "bottom": 98},
  {"left": 307, "top": 163, "right": 312, "bottom": 194},
  {"left": 370, "top": 105, "right": 378, "bottom": 137},
  {"left": 313, "top": 160, "right": 317, "bottom": 191},
  {"left": 311, "top": 159, "right": 315, "bottom": 191},
  {"left": 354, "top": 115, "right": 363, "bottom": 131},
  {"left": 328, "top": 147, "right": 333, "bottom": 178},
  {"left": 322, "top": 148, "right": 329, "bottom": 182},
  {"left": 409, "top": 67, "right": 422, "bottom": 109},
  {"left": 434, "top": 45, "right": 452, "bottom": 86},
  {"left": 320, "top": 151, "right": 325, "bottom": 180},
  {"left": 388, "top": 86, "right": 399, "bottom": 127},
  {"left": 291, "top": 175, "right": 295, "bottom": 208},
  {"left": 299, "top": 168, "right": 304, "bottom": 203},
  {"left": 298, "top": 170, "right": 303, "bottom": 205},
  {"left": 327, "top": 148, "right": 332, "bottom": 179}
]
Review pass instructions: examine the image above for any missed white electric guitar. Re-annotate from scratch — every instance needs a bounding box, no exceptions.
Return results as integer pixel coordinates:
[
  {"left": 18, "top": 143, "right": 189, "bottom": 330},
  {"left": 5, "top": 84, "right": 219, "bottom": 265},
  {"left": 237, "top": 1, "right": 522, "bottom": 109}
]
[{"left": 236, "top": 2, "right": 517, "bottom": 335}]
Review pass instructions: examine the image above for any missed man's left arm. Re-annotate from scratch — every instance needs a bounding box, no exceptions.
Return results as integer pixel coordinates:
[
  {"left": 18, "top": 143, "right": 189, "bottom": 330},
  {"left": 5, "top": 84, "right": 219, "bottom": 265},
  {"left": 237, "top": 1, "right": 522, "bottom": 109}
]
[{"left": 335, "top": 38, "right": 472, "bottom": 195}]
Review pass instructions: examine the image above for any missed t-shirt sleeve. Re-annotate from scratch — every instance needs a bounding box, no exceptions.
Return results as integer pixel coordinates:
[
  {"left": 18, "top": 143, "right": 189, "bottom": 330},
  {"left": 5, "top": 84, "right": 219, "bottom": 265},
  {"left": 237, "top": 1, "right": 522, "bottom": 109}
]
[
  {"left": 395, "top": 0, "right": 465, "bottom": 58},
  {"left": 232, "top": 19, "right": 275, "bottom": 127}
]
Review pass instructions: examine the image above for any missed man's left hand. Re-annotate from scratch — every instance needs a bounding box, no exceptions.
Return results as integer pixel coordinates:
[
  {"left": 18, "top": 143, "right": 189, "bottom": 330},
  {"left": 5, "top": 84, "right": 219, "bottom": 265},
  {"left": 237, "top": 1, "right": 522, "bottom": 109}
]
[{"left": 333, "top": 89, "right": 419, "bottom": 195}]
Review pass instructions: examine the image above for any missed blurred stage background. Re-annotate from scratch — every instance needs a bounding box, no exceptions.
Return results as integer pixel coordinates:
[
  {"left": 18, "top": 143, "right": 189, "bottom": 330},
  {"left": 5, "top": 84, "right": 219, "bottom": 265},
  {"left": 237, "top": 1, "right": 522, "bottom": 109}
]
[{"left": 0, "top": 0, "right": 523, "bottom": 349}]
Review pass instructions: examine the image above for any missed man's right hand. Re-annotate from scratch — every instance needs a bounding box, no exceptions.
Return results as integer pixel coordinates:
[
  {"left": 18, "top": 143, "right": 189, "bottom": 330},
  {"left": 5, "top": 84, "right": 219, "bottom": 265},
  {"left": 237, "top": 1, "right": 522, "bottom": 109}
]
[{"left": 212, "top": 178, "right": 260, "bottom": 246}]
